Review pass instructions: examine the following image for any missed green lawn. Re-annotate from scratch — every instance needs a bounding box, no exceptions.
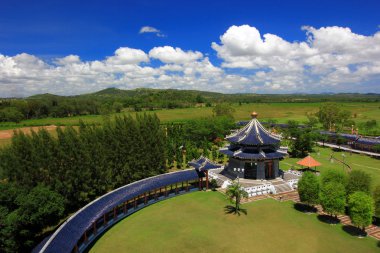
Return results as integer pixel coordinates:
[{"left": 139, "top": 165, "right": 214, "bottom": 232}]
[
  {"left": 89, "top": 191, "right": 378, "bottom": 253},
  {"left": 280, "top": 146, "right": 380, "bottom": 190}
]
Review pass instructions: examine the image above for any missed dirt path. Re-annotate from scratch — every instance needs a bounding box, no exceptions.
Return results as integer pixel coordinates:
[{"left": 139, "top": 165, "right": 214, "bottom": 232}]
[{"left": 0, "top": 125, "right": 58, "bottom": 140}]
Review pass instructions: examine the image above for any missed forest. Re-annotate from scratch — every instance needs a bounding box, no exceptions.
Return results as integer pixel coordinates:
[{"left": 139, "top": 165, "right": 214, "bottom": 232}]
[{"left": 0, "top": 112, "right": 235, "bottom": 252}]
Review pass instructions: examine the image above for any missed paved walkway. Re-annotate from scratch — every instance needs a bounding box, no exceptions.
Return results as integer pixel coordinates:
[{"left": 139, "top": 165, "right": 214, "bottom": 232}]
[
  {"left": 276, "top": 191, "right": 380, "bottom": 241},
  {"left": 317, "top": 142, "right": 380, "bottom": 158}
]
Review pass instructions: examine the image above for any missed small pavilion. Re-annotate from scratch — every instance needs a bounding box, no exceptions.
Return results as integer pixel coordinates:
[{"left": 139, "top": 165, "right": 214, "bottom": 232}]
[
  {"left": 296, "top": 155, "right": 321, "bottom": 171},
  {"left": 188, "top": 156, "right": 221, "bottom": 189},
  {"left": 219, "top": 112, "right": 288, "bottom": 180}
]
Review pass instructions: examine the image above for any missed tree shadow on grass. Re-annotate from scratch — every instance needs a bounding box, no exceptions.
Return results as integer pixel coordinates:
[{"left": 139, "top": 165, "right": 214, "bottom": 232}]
[
  {"left": 342, "top": 225, "right": 367, "bottom": 237},
  {"left": 224, "top": 205, "right": 247, "bottom": 216},
  {"left": 317, "top": 214, "right": 340, "bottom": 224},
  {"left": 294, "top": 203, "right": 317, "bottom": 213},
  {"left": 377, "top": 240, "right": 380, "bottom": 248}
]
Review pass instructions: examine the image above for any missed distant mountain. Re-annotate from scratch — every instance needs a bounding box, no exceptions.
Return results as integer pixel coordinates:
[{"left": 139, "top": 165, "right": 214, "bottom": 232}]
[{"left": 21, "top": 87, "right": 380, "bottom": 103}]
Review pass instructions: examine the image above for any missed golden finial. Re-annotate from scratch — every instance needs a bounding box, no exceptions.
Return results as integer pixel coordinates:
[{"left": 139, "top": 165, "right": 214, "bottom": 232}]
[{"left": 251, "top": 111, "right": 258, "bottom": 118}]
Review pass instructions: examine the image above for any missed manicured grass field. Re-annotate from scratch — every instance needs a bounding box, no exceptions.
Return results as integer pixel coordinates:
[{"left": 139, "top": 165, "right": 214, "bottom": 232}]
[
  {"left": 280, "top": 146, "right": 380, "bottom": 190},
  {"left": 89, "top": 191, "right": 378, "bottom": 253}
]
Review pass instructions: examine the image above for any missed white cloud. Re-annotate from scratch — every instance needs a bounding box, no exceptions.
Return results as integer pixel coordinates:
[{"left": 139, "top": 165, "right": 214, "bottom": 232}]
[
  {"left": 149, "top": 46, "right": 203, "bottom": 64},
  {"left": 55, "top": 55, "right": 81, "bottom": 65},
  {"left": 212, "top": 24, "right": 380, "bottom": 91},
  {"left": 139, "top": 26, "right": 165, "bottom": 37},
  {"left": 1, "top": 25, "right": 380, "bottom": 97},
  {"left": 106, "top": 47, "right": 149, "bottom": 65}
]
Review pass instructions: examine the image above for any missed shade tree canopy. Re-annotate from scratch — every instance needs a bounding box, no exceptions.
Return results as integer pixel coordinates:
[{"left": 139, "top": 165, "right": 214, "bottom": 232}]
[
  {"left": 346, "top": 170, "right": 372, "bottom": 196},
  {"left": 320, "top": 182, "right": 346, "bottom": 218},
  {"left": 298, "top": 171, "right": 320, "bottom": 206},
  {"left": 348, "top": 191, "right": 374, "bottom": 232}
]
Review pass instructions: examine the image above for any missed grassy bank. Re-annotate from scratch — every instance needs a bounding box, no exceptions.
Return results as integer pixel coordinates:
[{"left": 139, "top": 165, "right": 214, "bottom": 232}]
[{"left": 89, "top": 191, "right": 378, "bottom": 253}]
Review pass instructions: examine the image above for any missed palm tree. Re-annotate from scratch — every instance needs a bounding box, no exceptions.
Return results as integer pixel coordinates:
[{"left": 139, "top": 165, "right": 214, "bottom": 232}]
[{"left": 225, "top": 179, "right": 248, "bottom": 215}]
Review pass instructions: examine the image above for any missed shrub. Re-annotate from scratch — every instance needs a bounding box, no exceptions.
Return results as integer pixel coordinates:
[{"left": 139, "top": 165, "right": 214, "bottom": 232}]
[{"left": 210, "top": 179, "right": 218, "bottom": 191}]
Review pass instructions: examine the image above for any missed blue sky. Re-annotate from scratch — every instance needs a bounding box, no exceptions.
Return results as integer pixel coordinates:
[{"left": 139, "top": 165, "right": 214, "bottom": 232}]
[{"left": 0, "top": 0, "right": 380, "bottom": 97}]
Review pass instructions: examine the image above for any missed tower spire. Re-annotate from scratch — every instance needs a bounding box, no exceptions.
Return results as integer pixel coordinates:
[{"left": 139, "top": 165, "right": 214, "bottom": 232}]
[{"left": 251, "top": 111, "right": 258, "bottom": 118}]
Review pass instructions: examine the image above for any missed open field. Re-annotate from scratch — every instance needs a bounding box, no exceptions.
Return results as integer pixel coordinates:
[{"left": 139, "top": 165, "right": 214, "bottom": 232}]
[
  {"left": 280, "top": 146, "right": 380, "bottom": 190},
  {"left": 0, "top": 102, "right": 378, "bottom": 149},
  {"left": 0, "top": 125, "right": 62, "bottom": 148},
  {"left": 0, "top": 102, "right": 379, "bottom": 130},
  {"left": 89, "top": 191, "right": 378, "bottom": 253}
]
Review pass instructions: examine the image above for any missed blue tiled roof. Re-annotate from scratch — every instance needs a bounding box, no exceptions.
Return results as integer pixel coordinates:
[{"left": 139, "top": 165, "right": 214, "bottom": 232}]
[
  {"left": 356, "top": 138, "right": 380, "bottom": 145},
  {"left": 37, "top": 170, "right": 199, "bottom": 253},
  {"left": 188, "top": 156, "right": 221, "bottom": 171},
  {"left": 319, "top": 131, "right": 380, "bottom": 145},
  {"left": 227, "top": 118, "right": 281, "bottom": 146},
  {"left": 219, "top": 147, "right": 287, "bottom": 160}
]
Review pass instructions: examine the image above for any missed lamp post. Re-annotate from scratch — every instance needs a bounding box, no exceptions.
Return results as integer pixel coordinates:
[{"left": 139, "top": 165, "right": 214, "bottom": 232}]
[{"left": 341, "top": 153, "right": 346, "bottom": 170}]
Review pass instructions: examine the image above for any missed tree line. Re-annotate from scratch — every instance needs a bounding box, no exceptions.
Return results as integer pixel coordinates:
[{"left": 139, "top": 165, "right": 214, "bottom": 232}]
[
  {"left": 298, "top": 169, "right": 380, "bottom": 234},
  {"left": 165, "top": 115, "right": 235, "bottom": 169},
  {"left": 0, "top": 114, "right": 166, "bottom": 252},
  {"left": 1, "top": 88, "right": 380, "bottom": 124},
  {"left": 0, "top": 111, "right": 235, "bottom": 252}
]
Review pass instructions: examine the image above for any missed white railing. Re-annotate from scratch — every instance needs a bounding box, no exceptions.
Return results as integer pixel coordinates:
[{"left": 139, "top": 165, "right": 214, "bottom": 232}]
[{"left": 244, "top": 183, "right": 275, "bottom": 197}]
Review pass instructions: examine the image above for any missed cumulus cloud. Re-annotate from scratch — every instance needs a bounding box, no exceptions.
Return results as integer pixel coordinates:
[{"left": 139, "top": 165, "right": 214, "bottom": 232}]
[
  {"left": 106, "top": 47, "right": 149, "bottom": 65},
  {"left": 0, "top": 46, "right": 234, "bottom": 97},
  {"left": 212, "top": 24, "right": 380, "bottom": 91},
  {"left": 55, "top": 55, "right": 81, "bottom": 65},
  {"left": 139, "top": 26, "right": 165, "bottom": 37},
  {"left": 1, "top": 25, "right": 380, "bottom": 97},
  {"left": 149, "top": 46, "right": 203, "bottom": 64}
]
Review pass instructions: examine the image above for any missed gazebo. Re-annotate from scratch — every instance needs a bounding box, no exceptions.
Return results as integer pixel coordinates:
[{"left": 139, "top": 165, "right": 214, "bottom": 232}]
[
  {"left": 188, "top": 156, "right": 221, "bottom": 189},
  {"left": 219, "top": 112, "right": 288, "bottom": 180},
  {"left": 296, "top": 155, "right": 321, "bottom": 171}
]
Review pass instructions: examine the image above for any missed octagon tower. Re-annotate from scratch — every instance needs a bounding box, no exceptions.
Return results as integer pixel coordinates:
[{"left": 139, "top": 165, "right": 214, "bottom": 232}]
[{"left": 220, "top": 112, "right": 287, "bottom": 180}]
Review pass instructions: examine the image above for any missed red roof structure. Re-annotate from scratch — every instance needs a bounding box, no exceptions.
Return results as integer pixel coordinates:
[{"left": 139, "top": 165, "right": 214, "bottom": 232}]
[{"left": 296, "top": 155, "right": 321, "bottom": 168}]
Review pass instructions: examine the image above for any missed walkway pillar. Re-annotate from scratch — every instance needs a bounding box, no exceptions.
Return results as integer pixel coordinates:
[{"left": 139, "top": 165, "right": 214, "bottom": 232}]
[
  {"left": 206, "top": 170, "right": 209, "bottom": 190},
  {"left": 93, "top": 222, "right": 97, "bottom": 235},
  {"left": 103, "top": 213, "right": 107, "bottom": 225}
]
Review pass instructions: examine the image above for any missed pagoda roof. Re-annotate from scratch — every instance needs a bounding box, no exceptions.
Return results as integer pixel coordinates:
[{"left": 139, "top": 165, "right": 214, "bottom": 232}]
[
  {"left": 188, "top": 156, "right": 221, "bottom": 171},
  {"left": 219, "top": 146, "right": 287, "bottom": 160},
  {"left": 296, "top": 155, "right": 321, "bottom": 167},
  {"left": 226, "top": 112, "right": 281, "bottom": 146}
]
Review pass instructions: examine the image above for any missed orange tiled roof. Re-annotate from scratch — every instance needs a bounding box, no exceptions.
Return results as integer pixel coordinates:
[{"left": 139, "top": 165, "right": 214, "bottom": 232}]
[{"left": 296, "top": 155, "right": 321, "bottom": 167}]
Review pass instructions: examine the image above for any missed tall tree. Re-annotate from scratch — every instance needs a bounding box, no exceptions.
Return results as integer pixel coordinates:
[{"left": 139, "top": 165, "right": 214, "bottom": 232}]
[
  {"left": 212, "top": 103, "right": 235, "bottom": 119},
  {"left": 298, "top": 171, "right": 320, "bottom": 207},
  {"left": 225, "top": 180, "right": 248, "bottom": 215},
  {"left": 346, "top": 170, "right": 372, "bottom": 196},
  {"left": 374, "top": 185, "right": 380, "bottom": 218},
  {"left": 316, "top": 103, "right": 351, "bottom": 131},
  {"left": 348, "top": 191, "right": 374, "bottom": 233},
  {"left": 320, "top": 182, "right": 346, "bottom": 218},
  {"left": 321, "top": 169, "right": 348, "bottom": 187}
]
